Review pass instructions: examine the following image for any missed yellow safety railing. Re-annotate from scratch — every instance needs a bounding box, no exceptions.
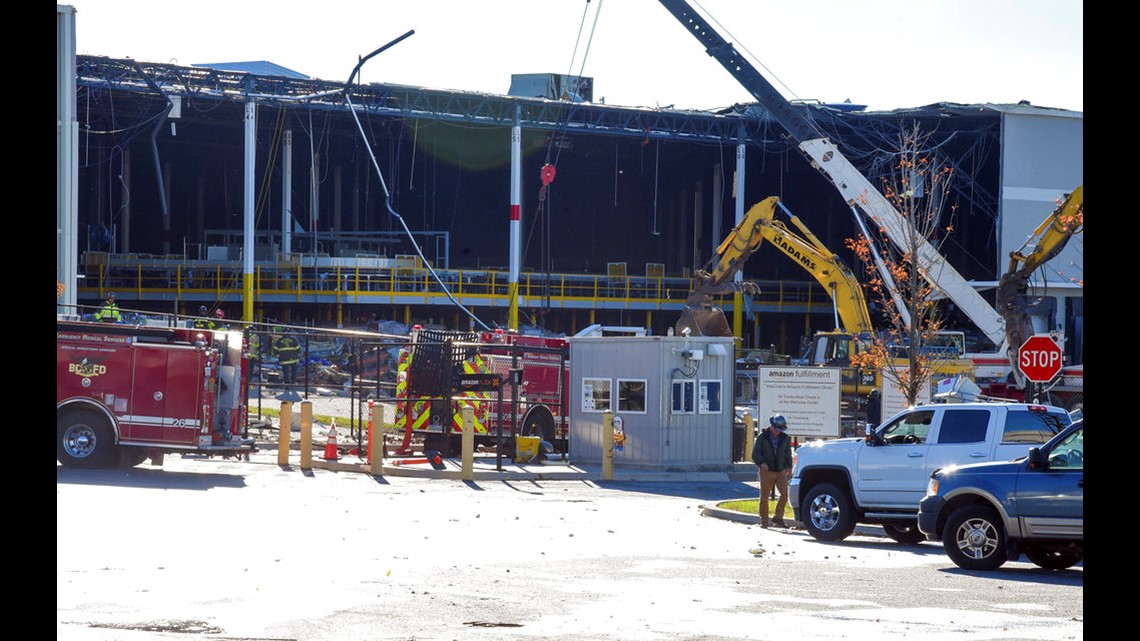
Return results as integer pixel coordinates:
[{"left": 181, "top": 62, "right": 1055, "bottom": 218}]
[{"left": 80, "top": 261, "right": 823, "bottom": 312}]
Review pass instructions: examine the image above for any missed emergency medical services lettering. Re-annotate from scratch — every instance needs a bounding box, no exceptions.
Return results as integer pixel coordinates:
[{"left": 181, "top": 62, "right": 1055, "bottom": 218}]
[
  {"left": 58, "top": 332, "right": 132, "bottom": 345},
  {"left": 773, "top": 234, "right": 817, "bottom": 271}
]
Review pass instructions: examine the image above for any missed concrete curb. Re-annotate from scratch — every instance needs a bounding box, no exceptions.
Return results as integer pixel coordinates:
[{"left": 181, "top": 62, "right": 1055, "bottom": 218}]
[
  {"left": 698, "top": 505, "right": 801, "bottom": 528},
  {"left": 699, "top": 504, "right": 886, "bottom": 537}
]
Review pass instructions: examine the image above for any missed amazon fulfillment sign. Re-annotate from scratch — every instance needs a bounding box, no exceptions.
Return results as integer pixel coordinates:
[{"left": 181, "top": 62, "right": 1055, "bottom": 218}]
[{"left": 757, "top": 367, "right": 842, "bottom": 438}]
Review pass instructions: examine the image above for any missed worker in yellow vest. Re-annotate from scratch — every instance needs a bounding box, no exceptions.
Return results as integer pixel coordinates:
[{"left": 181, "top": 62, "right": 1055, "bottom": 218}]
[
  {"left": 247, "top": 329, "right": 263, "bottom": 376},
  {"left": 95, "top": 292, "right": 121, "bottom": 323},
  {"left": 193, "top": 305, "right": 212, "bottom": 330}
]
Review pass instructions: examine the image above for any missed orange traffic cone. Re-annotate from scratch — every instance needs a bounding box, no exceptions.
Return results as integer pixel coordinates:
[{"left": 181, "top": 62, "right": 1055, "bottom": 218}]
[{"left": 323, "top": 419, "right": 340, "bottom": 461}]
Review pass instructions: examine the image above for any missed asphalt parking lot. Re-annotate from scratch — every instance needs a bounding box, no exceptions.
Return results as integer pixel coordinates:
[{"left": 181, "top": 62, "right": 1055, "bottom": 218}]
[{"left": 57, "top": 450, "right": 1083, "bottom": 641}]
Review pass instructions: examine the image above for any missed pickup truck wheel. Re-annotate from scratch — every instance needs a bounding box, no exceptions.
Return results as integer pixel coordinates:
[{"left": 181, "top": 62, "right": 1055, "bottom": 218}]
[
  {"left": 882, "top": 522, "right": 925, "bottom": 545},
  {"left": 802, "top": 483, "right": 856, "bottom": 542},
  {"left": 1024, "top": 548, "right": 1081, "bottom": 570},
  {"left": 58, "top": 409, "right": 118, "bottom": 469},
  {"left": 942, "top": 504, "right": 1008, "bottom": 570}
]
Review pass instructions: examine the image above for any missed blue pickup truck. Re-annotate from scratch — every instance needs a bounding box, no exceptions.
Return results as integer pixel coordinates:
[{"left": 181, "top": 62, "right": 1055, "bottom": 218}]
[{"left": 917, "top": 418, "right": 1084, "bottom": 570}]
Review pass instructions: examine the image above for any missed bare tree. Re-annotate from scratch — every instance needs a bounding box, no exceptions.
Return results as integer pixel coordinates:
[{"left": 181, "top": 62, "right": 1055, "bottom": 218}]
[{"left": 844, "top": 123, "right": 971, "bottom": 406}]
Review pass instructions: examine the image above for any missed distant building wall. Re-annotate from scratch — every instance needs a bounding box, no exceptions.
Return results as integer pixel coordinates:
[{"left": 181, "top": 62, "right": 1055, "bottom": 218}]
[{"left": 994, "top": 106, "right": 1083, "bottom": 361}]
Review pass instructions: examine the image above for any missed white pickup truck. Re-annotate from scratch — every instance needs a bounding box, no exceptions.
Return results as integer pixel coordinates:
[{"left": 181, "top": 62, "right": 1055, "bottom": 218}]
[{"left": 788, "top": 402, "right": 1074, "bottom": 544}]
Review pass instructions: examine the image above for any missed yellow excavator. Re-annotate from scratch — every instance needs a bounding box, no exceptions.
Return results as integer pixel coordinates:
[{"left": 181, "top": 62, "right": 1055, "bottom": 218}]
[
  {"left": 678, "top": 196, "right": 974, "bottom": 412},
  {"left": 993, "top": 184, "right": 1083, "bottom": 399},
  {"left": 677, "top": 196, "right": 883, "bottom": 399},
  {"left": 676, "top": 195, "right": 872, "bottom": 340}
]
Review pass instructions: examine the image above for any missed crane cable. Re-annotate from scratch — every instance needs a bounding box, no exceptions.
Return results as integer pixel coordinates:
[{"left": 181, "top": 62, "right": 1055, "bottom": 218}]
[{"left": 340, "top": 32, "right": 491, "bottom": 332}]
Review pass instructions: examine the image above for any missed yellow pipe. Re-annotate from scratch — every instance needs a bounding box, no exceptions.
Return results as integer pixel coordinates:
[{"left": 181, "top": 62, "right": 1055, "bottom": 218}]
[
  {"left": 300, "top": 400, "right": 313, "bottom": 470},
  {"left": 602, "top": 410, "right": 614, "bottom": 481},
  {"left": 369, "top": 402, "right": 384, "bottom": 476},
  {"left": 277, "top": 401, "right": 291, "bottom": 466},
  {"left": 733, "top": 291, "right": 743, "bottom": 339},
  {"left": 461, "top": 406, "right": 474, "bottom": 479}
]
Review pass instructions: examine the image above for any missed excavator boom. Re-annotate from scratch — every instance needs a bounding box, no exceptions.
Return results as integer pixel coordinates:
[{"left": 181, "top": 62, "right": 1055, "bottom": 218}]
[
  {"left": 765, "top": 200, "right": 873, "bottom": 335},
  {"left": 675, "top": 196, "right": 873, "bottom": 339},
  {"left": 675, "top": 197, "right": 779, "bottom": 337},
  {"left": 995, "top": 184, "right": 1083, "bottom": 388}
]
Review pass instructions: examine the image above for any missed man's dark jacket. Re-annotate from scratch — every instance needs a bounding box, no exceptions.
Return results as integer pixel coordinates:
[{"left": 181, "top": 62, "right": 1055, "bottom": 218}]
[{"left": 751, "top": 428, "right": 794, "bottom": 471}]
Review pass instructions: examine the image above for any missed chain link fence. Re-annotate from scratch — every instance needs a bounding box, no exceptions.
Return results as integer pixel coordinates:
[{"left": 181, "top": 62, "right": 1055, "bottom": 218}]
[{"left": 245, "top": 327, "right": 407, "bottom": 455}]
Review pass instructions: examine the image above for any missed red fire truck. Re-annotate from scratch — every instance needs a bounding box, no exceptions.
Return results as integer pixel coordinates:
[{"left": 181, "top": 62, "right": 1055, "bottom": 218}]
[
  {"left": 56, "top": 317, "right": 256, "bottom": 468},
  {"left": 392, "top": 327, "right": 570, "bottom": 456}
]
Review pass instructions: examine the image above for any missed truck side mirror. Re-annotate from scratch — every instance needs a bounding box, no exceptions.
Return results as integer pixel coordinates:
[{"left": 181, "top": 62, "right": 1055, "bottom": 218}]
[{"left": 1027, "top": 447, "right": 1044, "bottom": 469}]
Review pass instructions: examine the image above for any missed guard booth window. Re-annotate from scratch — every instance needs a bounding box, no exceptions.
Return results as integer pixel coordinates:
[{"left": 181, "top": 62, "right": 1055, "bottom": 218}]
[
  {"left": 617, "top": 379, "right": 647, "bottom": 413},
  {"left": 671, "top": 380, "right": 695, "bottom": 414},
  {"left": 582, "top": 377, "right": 611, "bottom": 413},
  {"left": 699, "top": 380, "right": 722, "bottom": 414}
]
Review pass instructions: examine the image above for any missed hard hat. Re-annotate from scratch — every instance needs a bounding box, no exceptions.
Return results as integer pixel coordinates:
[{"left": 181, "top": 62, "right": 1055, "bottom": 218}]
[
  {"left": 107, "top": 292, "right": 115, "bottom": 299},
  {"left": 215, "top": 309, "right": 225, "bottom": 318},
  {"left": 770, "top": 414, "right": 787, "bottom": 429},
  {"left": 198, "top": 305, "right": 208, "bottom": 314}
]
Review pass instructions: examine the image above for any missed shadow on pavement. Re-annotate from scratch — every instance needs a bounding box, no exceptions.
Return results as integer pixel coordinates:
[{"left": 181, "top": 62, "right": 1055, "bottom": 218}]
[{"left": 56, "top": 466, "right": 247, "bottom": 490}]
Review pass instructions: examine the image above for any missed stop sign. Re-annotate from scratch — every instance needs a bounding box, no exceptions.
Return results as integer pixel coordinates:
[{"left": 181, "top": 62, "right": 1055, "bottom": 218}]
[{"left": 1018, "top": 335, "right": 1063, "bottom": 382}]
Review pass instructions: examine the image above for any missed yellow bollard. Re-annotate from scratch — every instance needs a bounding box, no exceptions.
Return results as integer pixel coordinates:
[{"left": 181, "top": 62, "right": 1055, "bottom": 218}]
[
  {"left": 461, "top": 406, "right": 474, "bottom": 480},
  {"left": 277, "top": 401, "right": 292, "bottom": 466},
  {"left": 742, "top": 411, "right": 754, "bottom": 463},
  {"left": 369, "top": 401, "right": 384, "bottom": 477},
  {"left": 300, "top": 400, "right": 313, "bottom": 470},
  {"left": 602, "top": 410, "right": 614, "bottom": 481}
]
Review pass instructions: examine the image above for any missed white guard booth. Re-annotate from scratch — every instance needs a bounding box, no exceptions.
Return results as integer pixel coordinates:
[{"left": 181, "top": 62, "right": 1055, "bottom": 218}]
[{"left": 567, "top": 334, "right": 735, "bottom": 469}]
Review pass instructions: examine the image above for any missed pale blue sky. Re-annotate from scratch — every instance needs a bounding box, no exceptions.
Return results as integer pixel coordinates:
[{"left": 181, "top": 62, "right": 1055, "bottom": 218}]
[{"left": 65, "top": 0, "right": 1082, "bottom": 113}]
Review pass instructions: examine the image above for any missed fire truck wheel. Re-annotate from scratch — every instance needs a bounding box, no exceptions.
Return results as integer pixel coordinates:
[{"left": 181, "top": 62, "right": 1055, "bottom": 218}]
[
  {"left": 57, "top": 408, "right": 118, "bottom": 469},
  {"left": 520, "top": 405, "right": 557, "bottom": 443}
]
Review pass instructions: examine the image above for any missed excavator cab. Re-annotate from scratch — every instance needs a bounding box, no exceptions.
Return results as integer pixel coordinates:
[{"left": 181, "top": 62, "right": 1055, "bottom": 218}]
[{"left": 800, "top": 331, "right": 856, "bottom": 367}]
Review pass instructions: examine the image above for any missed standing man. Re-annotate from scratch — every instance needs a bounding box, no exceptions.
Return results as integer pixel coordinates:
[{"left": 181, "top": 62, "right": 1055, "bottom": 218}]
[
  {"left": 273, "top": 328, "right": 302, "bottom": 387},
  {"left": 95, "top": 292, "right": 121, "bottom": 323},
  {"left": 751, "top": 414, "right": 795, "bottom": 528}
]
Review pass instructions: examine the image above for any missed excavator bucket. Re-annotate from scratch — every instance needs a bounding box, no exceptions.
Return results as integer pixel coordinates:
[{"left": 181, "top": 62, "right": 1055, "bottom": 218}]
[{"left": 675, "top": 306, "right": 732, "bottom": 337}]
